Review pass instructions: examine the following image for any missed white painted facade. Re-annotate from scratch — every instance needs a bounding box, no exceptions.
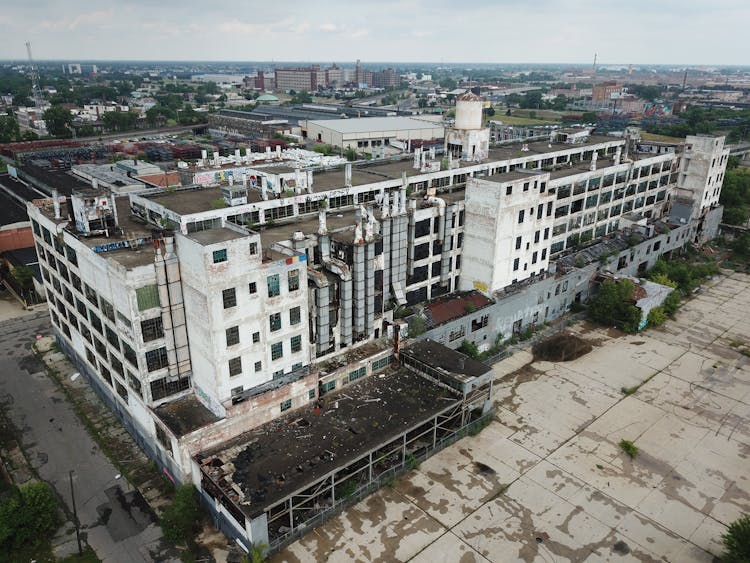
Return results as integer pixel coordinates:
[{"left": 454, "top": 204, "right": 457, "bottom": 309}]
[
  {"left": 460, "top": 173, "right": 555, "bottom": 293},
  {"left": 175, "top": 226, "right": 310, "bottom": 415},
  {"left": 676, "top": 135, "right": 730, "bottom": 216}
]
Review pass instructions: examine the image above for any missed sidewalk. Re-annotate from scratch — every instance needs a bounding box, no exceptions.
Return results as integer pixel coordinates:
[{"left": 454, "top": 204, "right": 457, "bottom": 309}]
[{"left": 33, "top": 334, "right": 233, "bottom": 562}]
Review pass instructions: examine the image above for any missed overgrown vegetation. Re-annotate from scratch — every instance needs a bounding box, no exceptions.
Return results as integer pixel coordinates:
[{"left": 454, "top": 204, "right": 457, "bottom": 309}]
[
  {"left": 720, "top": 159, "right": 750, "bottom": 226},
  {"left": 619, "top": 439, "right": 639, "bottom": 459},
  {"left": 647, "top": 258, "right": 719, "bottom": 294},
  {"left": 407, "top": 316, "right": 426, "bottom": 337},
  {"left": 242, "top": 543, "right": 269, "bottom": 563},
  {"left": 587, "top": 279, "right": 642, "bottom": 333},
  {"left": 646, "top": 306, "right": 667, "bottom": 328},
  {"left": 160, "top": 484, "right": 201, "bottom": 544},
  {"left": 720, "top": 513, "right": 750, "bottom": 563},
  {"left": 0, "top": 482, "right": 60, "bottom": 555},
  {"left": 467, "top": 417, "right": 492, "bottom": 436}
]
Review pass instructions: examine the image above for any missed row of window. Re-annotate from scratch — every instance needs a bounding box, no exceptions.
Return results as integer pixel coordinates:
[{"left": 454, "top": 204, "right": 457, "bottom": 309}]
[
  {"left": 222, "top": 270, "right": 300, "bottom": 310},
  {"left": 228, "top": 335, "right": 303, "bottom": 377}
]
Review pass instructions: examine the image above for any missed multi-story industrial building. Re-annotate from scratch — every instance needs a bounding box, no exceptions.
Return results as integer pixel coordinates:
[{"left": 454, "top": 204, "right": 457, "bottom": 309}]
[
  {"left": 26, "top": 97, "right": 728, "bottom": 552},
  {"left": 273, "top": 65, "right": 325, "bottom": 93}
]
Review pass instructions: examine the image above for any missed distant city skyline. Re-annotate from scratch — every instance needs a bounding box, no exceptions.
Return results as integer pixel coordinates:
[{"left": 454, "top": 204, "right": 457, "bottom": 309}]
[{"left": 0, "top": 0, "right": 748, "bottom": 66}]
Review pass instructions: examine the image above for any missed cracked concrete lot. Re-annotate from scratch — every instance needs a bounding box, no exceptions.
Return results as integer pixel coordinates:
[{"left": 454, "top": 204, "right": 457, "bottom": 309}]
[{"left": 273, "top": 271, "right": 750, "bottom": 562}]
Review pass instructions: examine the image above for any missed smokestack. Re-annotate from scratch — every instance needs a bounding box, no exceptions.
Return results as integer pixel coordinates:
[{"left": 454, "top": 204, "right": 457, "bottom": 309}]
[
  {"left": 400, "top": 186, "right": 406, "bottom": 214},
  {"left": 413, "top": 147, "right": 421, "bottom": 169},
  {"left": 242, "top": 172, "right": 248, "bottom": 188},
  {"left": 392, "top": 324, "right": 400, "bottom": 368},
  {"left": 52, "top": 189, "right": 61, "bottom": 219},
  {"left": 201, "top": 149, "right": 208, "bottom": 164},
  {"left": 381, "top": 191, "right": 390, "bottom": 218},
  {"left": 590, "top": 151, "right": 598, "bottom": 172},
  {"left": 235, "top": 149, "right": 241, "bottom": 159},
  {"left": 345, "top": 163, "right": 352, "bottom": 187},
  {"left": 212, "top": 151, "right": 219, "bottom": 165},
  {"left": 318, "top": 207, "right": 327, "bottom": 235},
  {"left": 614, "top": 146, "right": 622, "bottom": 165}
]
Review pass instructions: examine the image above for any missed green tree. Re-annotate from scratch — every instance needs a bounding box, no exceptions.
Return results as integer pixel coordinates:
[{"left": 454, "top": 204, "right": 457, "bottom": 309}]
[
  {"left": 43, "top": 105, "right": 73, "bottom": 137},
  {"left": 160, "top": 484, "right": 201, "bottom": 543},
  {"left": 721, "top": 514, "right": 750, "bottom": 563},
  {"left": 588, "top": 279, "right": 642, "bottom": 333},
  {"left": 520, "top": 90, "right": 543, "bottom": 109},
  {"left": 581, "top": 111, "right": 598, "bottom": 123},
  {"left": 290, "top": 90, "right": 313, "bottom": 104},
  {"left": 11, "top": 265, "right": 35, "bottom": 289},
  {"left": 0, "top": 482, "right": 60, "bottom": 552},
  {"left": 459, "top": 340, "right": 480, "bottom": 359},
  {"left": 0, "top": 115, "right": 20, "bottom": 142},
  {"left": 102, "top": 110, "right": 137, "bottom": 132},
  {"left": 647, "top": 306, "right": 667, "bottom": 327},
  {"left": 438, "top": 77, "right": 457, "bottom": 90}
]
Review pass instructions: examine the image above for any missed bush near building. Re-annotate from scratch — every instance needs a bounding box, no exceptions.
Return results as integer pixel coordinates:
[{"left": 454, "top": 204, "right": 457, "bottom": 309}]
[
  {"left": 160, "top": 484, "right": 201, "bottom": 544},
  {"left": 647, "top": 258, "right": 718, "bottom": 295},
  {"left": 587, "top": 279, "right": 642, "bottom": 333},
  {"left": 720, "top": 513, "right": 750, "bottom": 563},
  {"left": 0, "top": 482, "right": 60, "bottom": 553}
]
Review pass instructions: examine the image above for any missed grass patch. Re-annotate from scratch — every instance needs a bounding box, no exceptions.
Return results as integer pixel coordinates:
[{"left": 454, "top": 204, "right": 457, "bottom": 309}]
[
  {"left": 490, "top": 115, "right": 558, "bottom": 126},
  {"left": 619, "top": 439, "right": 639, "bottom": 459},
  {"left": 406, "top": 453, "right": 420, "bottom": 471}
]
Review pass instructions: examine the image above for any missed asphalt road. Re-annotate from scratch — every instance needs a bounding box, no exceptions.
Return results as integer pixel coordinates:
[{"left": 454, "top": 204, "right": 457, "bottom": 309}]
[{"left": 0, "top": 312, "right": 173, "bottom": 562}]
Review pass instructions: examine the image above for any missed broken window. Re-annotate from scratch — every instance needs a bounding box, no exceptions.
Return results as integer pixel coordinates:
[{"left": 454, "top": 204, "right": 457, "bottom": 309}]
[
  {"left": 269, "top": 312, "right": 282, "bottom": 332},
  {"left": 280, "top": 399, "right": 292, "bottom": 412},
  {"left": 288, "top": 269, "right": 300, "bottom": 291},
  {"left": 141, "top": 317, "right": 164, "bottom": 343},
  {"left": 267, "top": 274, "right": 280, "bottom": 297},
  {"left": 289, "top": 306, "right": 301, "bottom": 325}
]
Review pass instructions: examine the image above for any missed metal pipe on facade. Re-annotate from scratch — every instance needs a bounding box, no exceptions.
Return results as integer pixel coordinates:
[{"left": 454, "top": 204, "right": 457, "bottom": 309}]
[{"left": 365, "top": 242, "right": 375, "bottom": 337}]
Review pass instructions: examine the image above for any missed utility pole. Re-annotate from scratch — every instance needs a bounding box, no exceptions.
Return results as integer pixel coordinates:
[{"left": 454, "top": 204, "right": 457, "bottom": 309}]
[{"left": 69, "top": 470, "right": 83, "bottom": 556}]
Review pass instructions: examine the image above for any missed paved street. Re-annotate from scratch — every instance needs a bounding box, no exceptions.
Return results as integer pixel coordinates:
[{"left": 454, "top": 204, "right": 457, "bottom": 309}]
[
  {"left": 0, "top": 310, "right": 172, "bottom": 562},
  {"left": 275, "top": 271, "right": 750, "bottom": 562}
]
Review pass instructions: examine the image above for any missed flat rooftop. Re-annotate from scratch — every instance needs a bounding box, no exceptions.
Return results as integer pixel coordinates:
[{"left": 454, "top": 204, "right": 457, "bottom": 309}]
[
  {"left": 154, "top": 394, "right": 222, "bottom": 437},
  {"left": 147, "top": 186, "right": 263, "bottom": 215},
  {"left": 424, "top": 290, "right": 494, "bottom": 327},
  {"left": 37, "top": 196, "right": 157, "bottom": 269},
  {"left": 198, "top": 368, "right": 458, "bottom": 518},
  {"left": 402, "top": 339, "right": 492, "bottom": 381},
  {"left": 307, "top": 116, "right": 445, "bottom": 134},
  {"left": 484, "top": 169, "right": 544, "bottom": 183},
  {"left": 487, "top": 135, "right": 622, "bottom": 161},
  {"left": 20, "top": 165, "right": 92, "bottom": 196},
  {"left": 187, "top": 227, "right": 248, "bottom": 246}
]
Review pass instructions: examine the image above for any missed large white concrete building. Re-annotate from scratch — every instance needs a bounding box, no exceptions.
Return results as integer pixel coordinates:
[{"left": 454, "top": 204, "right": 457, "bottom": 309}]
[{"left": 26, "top": 119, "right": 728, "bottom": 552}]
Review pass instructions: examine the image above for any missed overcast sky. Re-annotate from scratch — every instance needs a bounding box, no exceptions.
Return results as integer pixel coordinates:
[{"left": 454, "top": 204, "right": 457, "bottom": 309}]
[{"left": 1, "top": 0, "right": 747, "bottom": 66}]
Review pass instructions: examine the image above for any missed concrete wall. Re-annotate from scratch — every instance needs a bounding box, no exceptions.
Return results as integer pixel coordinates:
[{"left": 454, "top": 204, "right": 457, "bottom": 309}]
[
  {"left": 427, "top": 222, "right": 694, "bottom": 351},
  {"left": 460, "top": 174, "right": 554, "bottom": 293}
]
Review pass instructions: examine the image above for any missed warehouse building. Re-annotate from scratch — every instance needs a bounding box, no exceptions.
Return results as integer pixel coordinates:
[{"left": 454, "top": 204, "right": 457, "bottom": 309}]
[
  {"left": 26, "top": 100, "right": 728, "bottom": 552},
  {"left": 304, "top": 116, "right": 445, "bottom": 151}
]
